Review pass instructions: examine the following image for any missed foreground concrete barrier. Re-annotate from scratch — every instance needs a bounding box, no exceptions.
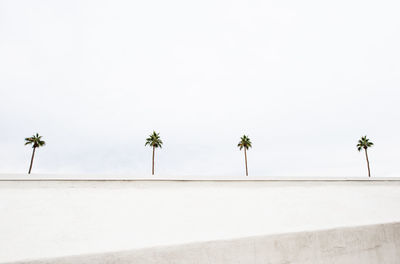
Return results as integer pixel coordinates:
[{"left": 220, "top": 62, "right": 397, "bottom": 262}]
[{"left": 9, "top": 222, "right": 400, "bottom": 264}]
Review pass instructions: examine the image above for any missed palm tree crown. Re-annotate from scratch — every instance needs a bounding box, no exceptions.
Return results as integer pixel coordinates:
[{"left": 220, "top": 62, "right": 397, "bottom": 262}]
[
  {"left": 145, "top": 131, "right": 163, "bottom": 148},
  {"left": 357, "top": 136, "right": 373, "bottom": 151},
  {"left": 25, "top": 133, "right": 46, "bottom": 174},
  {"left": 238, "top": 135, "right": 252, "bottom": 150},
  {"left": 25, "top": 133, "right": 46, "bottom": 148}
]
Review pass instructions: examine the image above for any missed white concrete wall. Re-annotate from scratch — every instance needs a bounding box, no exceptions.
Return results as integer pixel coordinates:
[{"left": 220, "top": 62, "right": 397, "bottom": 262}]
[
  {"left": 8, "top": 222, "right": 400, "bottom": 264},
  {"left": 1, "top": 179, "right": 400, "bottom": 263}
]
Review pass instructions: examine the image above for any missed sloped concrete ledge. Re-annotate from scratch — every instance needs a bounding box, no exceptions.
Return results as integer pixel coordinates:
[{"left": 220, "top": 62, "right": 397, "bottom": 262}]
[{"left": 8, "top": 222, "right": 400, "bottom": 264}]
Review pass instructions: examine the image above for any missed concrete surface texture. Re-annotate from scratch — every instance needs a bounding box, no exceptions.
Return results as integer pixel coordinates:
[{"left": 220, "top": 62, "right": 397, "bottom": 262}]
[
  {"left": 1, "top": 177, "right": 400, "bottom": 263},
  {"left": 7, "top": 222, "right": 400, "bottom": 264}
]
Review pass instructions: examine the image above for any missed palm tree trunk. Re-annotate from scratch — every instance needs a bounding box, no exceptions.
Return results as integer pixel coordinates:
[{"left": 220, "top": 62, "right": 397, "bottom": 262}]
[
  {"left": 244, "top": 148, "right": 248, "bottom": 176},
  {"left": 28, "top": 147, "right": 36, "bottom": 174},
  {"left": 152, "top": 146, "right": 155, "bottom": 175},
  {"left": 364, "top": 148, "right": 371, "bottom": 177}
]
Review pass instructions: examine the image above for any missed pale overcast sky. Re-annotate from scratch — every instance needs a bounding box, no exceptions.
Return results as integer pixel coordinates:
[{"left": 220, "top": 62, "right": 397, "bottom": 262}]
[{"left": 0, "top": 0, "right": 399, "bottom": 177}]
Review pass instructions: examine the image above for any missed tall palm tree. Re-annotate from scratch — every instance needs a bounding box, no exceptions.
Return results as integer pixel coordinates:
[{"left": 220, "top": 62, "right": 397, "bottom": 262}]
[
  {"left": 24, "top": 133, "right": 46, "bottom": 174},
  {"left": 145, "top": 131, "right": 163, "bottom": 175},
  {"left": 238, "top": 135, "right": 252, "bottom": 176},
  {"left": 357, "top": 135, "right": 373, "bottom": 177}
]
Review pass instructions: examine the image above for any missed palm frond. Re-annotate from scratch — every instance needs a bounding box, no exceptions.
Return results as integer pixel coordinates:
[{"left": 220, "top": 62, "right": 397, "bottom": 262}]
[
  {"left": 356, "top": 135, "right": 373, "bottom": 151},
  {"left": 238, "top": 134, "right": 252, "bottom": 150},
  {"left": 24, "top": 133, "right": 46, "bottom": 148},
  {"left": 145, "top": 131, "right": 163, "bottom": 148}
]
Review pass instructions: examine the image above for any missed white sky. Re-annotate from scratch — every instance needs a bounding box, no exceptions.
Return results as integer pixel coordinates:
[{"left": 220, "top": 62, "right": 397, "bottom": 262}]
[{"left": 0, "top": 0, "right": 399, "bottom": 177}]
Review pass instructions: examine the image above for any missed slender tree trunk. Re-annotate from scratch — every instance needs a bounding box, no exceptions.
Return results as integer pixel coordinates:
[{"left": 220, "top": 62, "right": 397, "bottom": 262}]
[
  {"left": 28, "top": 147, "right": 36, "bottom": 174},
  {"left": 244, "top": 148, "right": 248, "bottom": 176},
  {"left": 364, "top": 148, "right": 371, "bottom": 177},
  {"left": 152, "top": 146, "right": 155, "bottom": 175}
]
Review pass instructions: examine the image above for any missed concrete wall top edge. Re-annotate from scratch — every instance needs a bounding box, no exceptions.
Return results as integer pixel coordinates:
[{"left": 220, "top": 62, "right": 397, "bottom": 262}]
[{"left": 1, "top": 174, "right": 399, "bottom": 181}]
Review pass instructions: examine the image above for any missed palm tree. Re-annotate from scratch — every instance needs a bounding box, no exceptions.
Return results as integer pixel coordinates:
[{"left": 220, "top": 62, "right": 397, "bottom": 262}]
[
  {"left": 145, "top": 131, "right": 163, "bottom": 175},
  {"left": 24, "top": 133, "right": 46, "bottom": 174},
  {"left": 357, "top": 135, "right": 373, "bottom": 177},
  {"left": 238, "top": 135, "right": 252, "bottom": 176}
]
